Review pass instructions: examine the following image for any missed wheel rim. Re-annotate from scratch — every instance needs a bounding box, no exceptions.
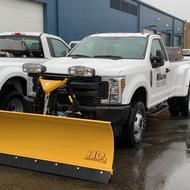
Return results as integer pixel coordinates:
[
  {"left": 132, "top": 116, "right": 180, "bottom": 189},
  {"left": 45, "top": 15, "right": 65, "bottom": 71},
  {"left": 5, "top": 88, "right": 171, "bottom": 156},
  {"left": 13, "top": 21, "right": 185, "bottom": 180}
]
[
  {"left": 7, "top": 98, "right": 23, "bottom": 112},
  {"left": 133, "top": 111, "right": 145, "bottom": 143}
]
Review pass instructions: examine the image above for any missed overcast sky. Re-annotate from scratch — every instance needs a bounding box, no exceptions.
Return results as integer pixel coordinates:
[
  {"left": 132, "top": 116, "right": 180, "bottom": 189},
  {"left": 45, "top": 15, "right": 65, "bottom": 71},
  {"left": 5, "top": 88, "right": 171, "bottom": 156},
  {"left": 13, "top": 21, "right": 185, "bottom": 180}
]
[{"left": 142, "top": 0, "right": 189, "bottom": 21}]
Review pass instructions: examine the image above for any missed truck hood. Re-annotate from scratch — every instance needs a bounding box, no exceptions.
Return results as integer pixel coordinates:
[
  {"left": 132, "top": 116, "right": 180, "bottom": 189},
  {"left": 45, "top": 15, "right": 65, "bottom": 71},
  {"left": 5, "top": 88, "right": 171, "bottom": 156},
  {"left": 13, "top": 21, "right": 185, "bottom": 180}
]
[
  {"left": 44, "top": 57, "right": 143, "bottom": 76},
  {"left": 0, "top": 58, "right": 48, "bottom": 67}
]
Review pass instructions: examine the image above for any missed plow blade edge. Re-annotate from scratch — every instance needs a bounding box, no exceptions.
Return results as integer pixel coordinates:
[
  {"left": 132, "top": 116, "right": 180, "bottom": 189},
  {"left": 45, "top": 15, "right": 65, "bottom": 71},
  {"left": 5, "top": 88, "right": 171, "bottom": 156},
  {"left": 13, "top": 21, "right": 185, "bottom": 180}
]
[{"left": 0, "top": 110, "right": 114, "bottom": 184}]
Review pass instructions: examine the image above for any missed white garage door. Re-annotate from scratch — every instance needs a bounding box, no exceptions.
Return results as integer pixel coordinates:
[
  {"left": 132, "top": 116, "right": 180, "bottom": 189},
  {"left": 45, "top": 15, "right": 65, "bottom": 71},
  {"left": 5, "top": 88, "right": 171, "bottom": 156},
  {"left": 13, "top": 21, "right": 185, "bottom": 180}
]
[{"left": 0, "top": 0, "right": 43, "bottom": 32}]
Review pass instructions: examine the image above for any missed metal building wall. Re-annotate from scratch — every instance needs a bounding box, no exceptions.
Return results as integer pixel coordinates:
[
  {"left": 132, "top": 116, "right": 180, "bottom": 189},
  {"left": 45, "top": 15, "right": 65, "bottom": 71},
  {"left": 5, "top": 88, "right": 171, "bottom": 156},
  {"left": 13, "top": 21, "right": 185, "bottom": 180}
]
[
  {"left": 140, "top": 4, "right": 171, "bottom": 46},
  {"left": 57, "top": 0, "right": 138, "bottom": 43},
  {"left": 139, "top": 3, "right": 184, "bottom": 46},
  {"left": 34, "top": 0, "right": 184, "bottom": 46},
  {"left": 139, "top": 4, "right": 173, "bottom": 33},
  {"left": 34, "top": 0, "right": 58, "bottom": 35},
  {"left": 173, "top": 19, "right": 184, "bottom": 47},
  {"left": 174, "top": 19, "right": 184, "bottom": 35}
]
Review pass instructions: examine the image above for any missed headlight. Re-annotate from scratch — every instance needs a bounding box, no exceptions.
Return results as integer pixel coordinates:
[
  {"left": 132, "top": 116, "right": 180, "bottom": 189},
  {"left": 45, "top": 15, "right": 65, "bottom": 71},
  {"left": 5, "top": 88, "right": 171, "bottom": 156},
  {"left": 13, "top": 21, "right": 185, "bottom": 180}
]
[
  {"left": 68, "top": 66, "right": 95, "bottom": 76},
  {"left": 101, "top": 77, "right": 126, "bottom": 104},
  {"left": 23, "top": 63, "right": 46, "bottom": 73}
]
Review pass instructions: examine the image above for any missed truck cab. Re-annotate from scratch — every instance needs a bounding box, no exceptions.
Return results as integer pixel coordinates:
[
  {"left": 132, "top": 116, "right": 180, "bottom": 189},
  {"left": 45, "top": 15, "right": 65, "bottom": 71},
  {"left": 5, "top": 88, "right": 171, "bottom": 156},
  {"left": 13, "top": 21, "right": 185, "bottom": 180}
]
[{"left": 0, "top": 32, "right": 70, "bottom": 59}]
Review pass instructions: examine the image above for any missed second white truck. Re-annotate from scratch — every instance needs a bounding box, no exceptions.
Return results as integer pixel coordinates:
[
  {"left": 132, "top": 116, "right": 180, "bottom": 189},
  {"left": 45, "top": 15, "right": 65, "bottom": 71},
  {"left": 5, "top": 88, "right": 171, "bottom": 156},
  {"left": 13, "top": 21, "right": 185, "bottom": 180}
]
[{"left": 0, "top": 32, "right": 70, "bottom": 111}]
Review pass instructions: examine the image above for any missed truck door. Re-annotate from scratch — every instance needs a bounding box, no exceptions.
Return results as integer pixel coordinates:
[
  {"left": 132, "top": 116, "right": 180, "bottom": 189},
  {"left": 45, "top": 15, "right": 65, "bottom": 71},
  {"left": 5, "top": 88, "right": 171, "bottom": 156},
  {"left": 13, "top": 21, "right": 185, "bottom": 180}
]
[
  {"left": 40, "top": 34, "right": 70, "bottom": 58},
  {"left": 149, "top": 38, "right": 171, "bottom": 106}
]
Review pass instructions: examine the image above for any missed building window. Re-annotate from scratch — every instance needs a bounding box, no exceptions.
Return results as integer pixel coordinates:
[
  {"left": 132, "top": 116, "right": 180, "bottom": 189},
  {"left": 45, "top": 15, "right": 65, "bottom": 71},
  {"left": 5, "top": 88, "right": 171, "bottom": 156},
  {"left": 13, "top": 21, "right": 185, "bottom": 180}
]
[
  {"left": 110, "top": 0, "right": 120, "bottom": 10},
  {"left": 174, "top": 36, "right": 182, "bottom": 47},
  {"left": 130, "top": 3, "right": 137, "bottom": 16},
  {"left": 110, "top": 0, "right": 138, "bottom": 16},
  {"left": 121, "top": 1, "right": 130, "bottom": 13}
]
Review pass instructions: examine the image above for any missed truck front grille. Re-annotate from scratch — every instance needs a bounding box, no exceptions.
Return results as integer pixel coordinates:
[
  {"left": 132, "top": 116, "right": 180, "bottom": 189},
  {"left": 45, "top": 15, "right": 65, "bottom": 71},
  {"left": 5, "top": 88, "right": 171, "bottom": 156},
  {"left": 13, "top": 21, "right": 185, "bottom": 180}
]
[
  {"left": 56, "top": 76, "right": 108, "bottom": 106},
  {"left": 70, "top": 76, "right": 108, "bottom": 106},
  {"left": 32, "top": 73, "right": 109, "bottom": 107}
]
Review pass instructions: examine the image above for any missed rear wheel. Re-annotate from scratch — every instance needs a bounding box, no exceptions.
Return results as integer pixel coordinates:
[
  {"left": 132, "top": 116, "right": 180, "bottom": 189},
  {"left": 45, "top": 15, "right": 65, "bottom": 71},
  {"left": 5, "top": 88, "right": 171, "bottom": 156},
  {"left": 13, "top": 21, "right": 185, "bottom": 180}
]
[
  {"left": 125, "top": 101, "right": 146, "bottom": 147},
  {"left": 0, "top": 90, "right": 24, "bottom": 112},
  {"left": 180, "top": 86, "right": 190, "bottom": 116},
  {"left": 168, "top": 98, "right": 181, "bottom": 117},
  {"left": 168, "top": 85, "right": 190, "bottom": 117}
]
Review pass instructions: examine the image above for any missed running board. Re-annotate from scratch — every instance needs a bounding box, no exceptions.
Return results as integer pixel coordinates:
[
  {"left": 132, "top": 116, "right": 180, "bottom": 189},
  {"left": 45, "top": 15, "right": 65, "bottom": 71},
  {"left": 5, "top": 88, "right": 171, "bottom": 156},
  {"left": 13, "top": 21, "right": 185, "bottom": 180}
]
[{"left": 148, "top": 104, "right": 168, "bottom": 117}]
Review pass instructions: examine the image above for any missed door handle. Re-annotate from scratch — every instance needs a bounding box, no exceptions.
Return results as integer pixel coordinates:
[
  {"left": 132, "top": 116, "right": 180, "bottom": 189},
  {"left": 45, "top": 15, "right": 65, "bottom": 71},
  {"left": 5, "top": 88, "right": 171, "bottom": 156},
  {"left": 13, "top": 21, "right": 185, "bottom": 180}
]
[{"left": 166, "top": 68, "right": 170, "bottom": 73}]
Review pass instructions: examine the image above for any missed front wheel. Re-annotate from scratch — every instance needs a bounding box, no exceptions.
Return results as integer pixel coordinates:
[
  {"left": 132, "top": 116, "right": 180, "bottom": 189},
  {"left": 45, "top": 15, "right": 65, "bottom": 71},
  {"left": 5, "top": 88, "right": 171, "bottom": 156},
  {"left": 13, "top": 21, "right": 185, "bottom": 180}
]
[
  {"left": 0, "top": 90, "right": 24, "bottom": 112},
  {"left": 125, "top": 101, "right": 146, "bottom": 147}
]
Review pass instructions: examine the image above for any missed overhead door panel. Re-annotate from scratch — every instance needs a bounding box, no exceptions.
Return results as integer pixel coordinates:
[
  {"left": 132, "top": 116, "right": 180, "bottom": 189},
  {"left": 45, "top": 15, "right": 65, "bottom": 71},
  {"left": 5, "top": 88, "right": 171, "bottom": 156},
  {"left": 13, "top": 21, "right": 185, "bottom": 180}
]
[{"left": 0, "top": 0, "right": 43, "bottom": 32}]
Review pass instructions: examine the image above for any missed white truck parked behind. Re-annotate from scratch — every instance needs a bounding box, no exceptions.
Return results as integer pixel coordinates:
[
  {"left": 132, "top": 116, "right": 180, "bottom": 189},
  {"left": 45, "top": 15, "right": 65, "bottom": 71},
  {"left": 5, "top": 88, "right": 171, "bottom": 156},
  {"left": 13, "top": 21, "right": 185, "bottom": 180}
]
[
  {"left": 0, "top": 32, "right": 70, "bottom": 111},
  {"left": 24, "top": 33, "right": 190, "bottom": 147}
]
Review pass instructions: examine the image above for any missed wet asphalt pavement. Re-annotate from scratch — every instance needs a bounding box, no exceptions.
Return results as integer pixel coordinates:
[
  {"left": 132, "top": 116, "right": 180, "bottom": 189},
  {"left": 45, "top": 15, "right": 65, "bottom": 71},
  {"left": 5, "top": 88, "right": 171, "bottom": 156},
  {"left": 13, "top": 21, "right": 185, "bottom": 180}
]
[{"left": 0, "top": 112, "right": 190, "bottom": 190}]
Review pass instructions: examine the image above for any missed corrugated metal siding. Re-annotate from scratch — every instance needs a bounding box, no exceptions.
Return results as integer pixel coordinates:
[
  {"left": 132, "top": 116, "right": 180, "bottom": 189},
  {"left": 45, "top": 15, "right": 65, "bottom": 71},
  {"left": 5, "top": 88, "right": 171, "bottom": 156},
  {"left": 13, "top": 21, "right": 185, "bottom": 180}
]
[
  {"left": 34, "top": 0, "right": 184, "bottom": 46},
  {"left": 140, "top": 5, "right": 173, "bottom": 34},
  {"left": 174, "top": 19, "right": 183, "bottom": 35},
  {"left": 173, "top": 19, "right": 184, "bottom": 47},
  {"left": 34, "top": 0, "right": 58, "bottom": 35},
  {"left": 58, "top": 0, "right": 138, "bottom": 42}
]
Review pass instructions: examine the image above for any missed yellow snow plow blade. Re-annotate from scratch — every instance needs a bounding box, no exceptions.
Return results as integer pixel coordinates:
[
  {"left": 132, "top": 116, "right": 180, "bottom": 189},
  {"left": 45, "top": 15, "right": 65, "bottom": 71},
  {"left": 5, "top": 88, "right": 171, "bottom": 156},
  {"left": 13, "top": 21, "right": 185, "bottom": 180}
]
[{"left": 0, "top": 110, "right": 114, "bottom": 184}]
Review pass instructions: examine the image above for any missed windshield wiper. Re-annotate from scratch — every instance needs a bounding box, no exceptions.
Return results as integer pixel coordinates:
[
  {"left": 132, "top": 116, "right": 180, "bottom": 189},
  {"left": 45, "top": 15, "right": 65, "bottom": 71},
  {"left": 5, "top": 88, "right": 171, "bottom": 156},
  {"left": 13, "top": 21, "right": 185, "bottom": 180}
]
[
  {"left": 68, "top": 54, "right": 92, "bottom": 58},
  {"left": 94, "top": 55, "right": 122, "bottom": 59}
]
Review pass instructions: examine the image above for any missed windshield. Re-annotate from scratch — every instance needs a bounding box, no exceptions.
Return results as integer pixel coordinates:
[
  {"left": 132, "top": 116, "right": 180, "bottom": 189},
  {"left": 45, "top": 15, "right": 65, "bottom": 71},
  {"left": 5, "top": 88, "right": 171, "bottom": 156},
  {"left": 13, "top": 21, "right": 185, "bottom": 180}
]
[
  {"left": 68, "top": 36, "right": 148, "bottom": 59},
  {"left": 0, "top": 35, "right": 44, "bottom": 58}
]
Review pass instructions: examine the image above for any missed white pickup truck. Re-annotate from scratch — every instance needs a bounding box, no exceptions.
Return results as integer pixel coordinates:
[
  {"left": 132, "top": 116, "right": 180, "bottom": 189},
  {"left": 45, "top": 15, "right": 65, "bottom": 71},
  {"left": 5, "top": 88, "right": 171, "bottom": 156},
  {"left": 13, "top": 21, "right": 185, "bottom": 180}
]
[
  {"left": 0, "top": 32, "right": 70, "bottom": 111},
  {"left": 24, "top": 33, "right": 190, "bottom": 147}
]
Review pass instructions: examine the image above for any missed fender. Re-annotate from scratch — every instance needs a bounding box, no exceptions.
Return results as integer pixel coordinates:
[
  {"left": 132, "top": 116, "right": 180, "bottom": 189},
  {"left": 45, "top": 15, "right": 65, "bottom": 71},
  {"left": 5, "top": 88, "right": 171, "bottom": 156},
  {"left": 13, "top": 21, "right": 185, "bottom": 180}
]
[
  {"left": 122, "top": 73, "right": 150, "bottom": 107},
  {"left": 171, "top": 63, "right": 190, "bottom": 97},
  {"left": 0, "top": 66, "right": 27, "bottom": 91},
  {"left": 184, "top": 69, "right": 190, "bottom": 95}
]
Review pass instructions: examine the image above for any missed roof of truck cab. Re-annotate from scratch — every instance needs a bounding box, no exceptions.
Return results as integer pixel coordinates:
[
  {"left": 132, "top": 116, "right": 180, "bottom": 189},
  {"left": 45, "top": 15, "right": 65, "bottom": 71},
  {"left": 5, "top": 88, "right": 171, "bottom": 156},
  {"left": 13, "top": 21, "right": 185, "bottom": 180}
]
[
  {"left": 0, "top": 32, "right": 43, "bottom": 36},
  {"left": 89, "top": 33, "right": 154, "bottom": 38}
]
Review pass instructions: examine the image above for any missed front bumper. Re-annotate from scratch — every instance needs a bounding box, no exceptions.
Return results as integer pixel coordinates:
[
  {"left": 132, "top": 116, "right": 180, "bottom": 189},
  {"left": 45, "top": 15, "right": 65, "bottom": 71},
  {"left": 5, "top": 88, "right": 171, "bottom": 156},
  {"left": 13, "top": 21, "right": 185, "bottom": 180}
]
[
  {"left": 24, "top": 96, "right": 130, "bottom": 137},
  {"left": 80, "top": 105, "right": 130, "bottom": 136}
]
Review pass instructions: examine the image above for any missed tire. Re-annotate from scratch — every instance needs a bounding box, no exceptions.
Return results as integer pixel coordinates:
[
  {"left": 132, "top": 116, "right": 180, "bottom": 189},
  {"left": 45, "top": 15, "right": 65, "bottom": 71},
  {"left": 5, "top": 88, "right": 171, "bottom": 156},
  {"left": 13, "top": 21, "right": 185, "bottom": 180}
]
[
  {"left": 180, "top": 86, "right": 190, "bottom": 116},
  {"left": 168, "top": 85, "right": 190, "bottom": 117},
  {"left": 124, "top": 101, "right": 146, "bottom": 147},
  {"left": 168, "top": 98, "right": 181, "bottom": 117},
  {"left": 0, "top": 90, "right": 24, "bottom": 112}
]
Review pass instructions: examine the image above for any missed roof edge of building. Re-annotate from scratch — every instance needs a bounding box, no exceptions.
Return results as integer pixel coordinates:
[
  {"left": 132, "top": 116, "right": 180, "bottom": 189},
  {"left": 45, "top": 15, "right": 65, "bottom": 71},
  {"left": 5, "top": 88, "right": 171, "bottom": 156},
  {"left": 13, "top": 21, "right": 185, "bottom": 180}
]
[{"left": 135, "top": 0, "right": 184, "bottom": 22}]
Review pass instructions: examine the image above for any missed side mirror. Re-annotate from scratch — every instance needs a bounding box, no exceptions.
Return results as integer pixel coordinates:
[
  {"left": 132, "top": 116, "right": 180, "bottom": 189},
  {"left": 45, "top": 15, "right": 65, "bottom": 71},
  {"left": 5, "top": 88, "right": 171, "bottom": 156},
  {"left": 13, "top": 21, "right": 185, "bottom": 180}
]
[
  {"left": 150, "top": 50, "right": 164, "bottom": 68},
  {"left": 69, "top": 41, "right": 80, "bottom": 49}
]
